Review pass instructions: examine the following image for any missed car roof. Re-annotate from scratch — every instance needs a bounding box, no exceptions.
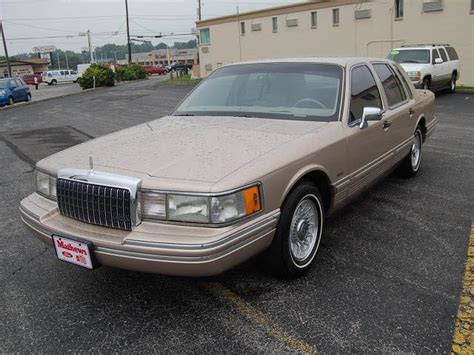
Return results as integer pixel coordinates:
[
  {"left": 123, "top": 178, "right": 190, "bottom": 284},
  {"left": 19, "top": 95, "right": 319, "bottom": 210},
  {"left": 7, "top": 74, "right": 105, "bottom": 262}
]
[
  {"left": 221, "top": 56, "right": 392, "bottom": 68},
  {"left": 394, "top": 44, "right": 451, "bottom": 50}
]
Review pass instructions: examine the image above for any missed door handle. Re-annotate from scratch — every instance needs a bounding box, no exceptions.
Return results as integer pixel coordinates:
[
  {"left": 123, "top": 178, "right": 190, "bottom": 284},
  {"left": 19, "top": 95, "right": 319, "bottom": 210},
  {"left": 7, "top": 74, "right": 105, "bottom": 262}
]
[
  {"left": 409, "top": 108, "right": 415, "bottom": 116},
  {"left": 383, "top": 120, "right": 392, "bottom": 129}
]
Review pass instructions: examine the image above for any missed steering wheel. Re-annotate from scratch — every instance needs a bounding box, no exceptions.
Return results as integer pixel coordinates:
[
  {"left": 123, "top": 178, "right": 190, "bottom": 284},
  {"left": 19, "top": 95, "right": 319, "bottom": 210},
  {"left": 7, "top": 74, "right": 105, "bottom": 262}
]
[{"left": 293, "top": 98, "right": 327, "bottom": 109}]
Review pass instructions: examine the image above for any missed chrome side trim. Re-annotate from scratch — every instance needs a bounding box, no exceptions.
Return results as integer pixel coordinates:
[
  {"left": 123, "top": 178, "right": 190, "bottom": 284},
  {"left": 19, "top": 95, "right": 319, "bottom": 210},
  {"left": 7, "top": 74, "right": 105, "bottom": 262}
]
[
  {"left": 332, "top": 136, "right": 413, "bottom": 192},
  {"left": 125, "top": 210, "right": 280, "bottom": 250}
]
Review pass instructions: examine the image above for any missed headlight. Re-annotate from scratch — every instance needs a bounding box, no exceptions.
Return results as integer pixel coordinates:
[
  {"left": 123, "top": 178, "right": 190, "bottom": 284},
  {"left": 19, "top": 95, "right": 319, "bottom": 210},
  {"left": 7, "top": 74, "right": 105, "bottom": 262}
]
[
  {"left": 35, "top": 170, "right": 57, "bottom": 200},
  {"left": 407, "top": 71, "right": 421, "bottom": 81},
  {"left": 0, "top": 90, "right": 6, "bottom": 96},
  {"left": 168, "top": 194, "right": 209, "bottom": 223},
  {"left": 140, "top": 184, "right": 262, "bottom": 225}
]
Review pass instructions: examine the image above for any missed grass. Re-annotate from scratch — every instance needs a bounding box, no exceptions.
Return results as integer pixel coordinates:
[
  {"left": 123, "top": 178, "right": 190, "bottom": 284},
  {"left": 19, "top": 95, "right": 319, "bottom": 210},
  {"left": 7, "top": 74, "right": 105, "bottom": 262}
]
[
  {"left": 457, "top": 85, "right": 474, "bottom": 93},
  {"left": 165, "top": 74, "right": 202, "bottom": 84}
]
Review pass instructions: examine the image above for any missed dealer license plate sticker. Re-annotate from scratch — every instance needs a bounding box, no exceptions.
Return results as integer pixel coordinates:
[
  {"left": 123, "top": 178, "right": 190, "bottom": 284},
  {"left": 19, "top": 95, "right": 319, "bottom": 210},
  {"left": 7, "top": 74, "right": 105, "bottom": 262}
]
[{"left": 53, "top": 235, "right": 94, "bottom": 269}]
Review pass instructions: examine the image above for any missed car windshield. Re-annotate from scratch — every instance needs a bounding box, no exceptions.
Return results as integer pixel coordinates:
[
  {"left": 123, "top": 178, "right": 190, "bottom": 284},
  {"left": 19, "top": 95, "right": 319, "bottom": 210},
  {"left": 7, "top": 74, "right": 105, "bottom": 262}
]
[
  {"left": 388, "top": 49, "right": 430, "bottom": 64},
  {"left": 174, "top": 63, "right": 343, "bottom": 122},
  {"left": 0, "top": 80, "right": 8, "bottom": 89}
]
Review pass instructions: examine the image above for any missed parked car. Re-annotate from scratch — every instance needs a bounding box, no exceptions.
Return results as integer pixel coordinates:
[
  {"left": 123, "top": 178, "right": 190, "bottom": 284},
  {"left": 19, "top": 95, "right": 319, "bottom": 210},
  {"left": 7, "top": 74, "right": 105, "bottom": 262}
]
[
  {"left": 167, "top": 62, "right": 190, "bottom": 72},
  {"left": 388, "top": 44, "right": 460, "bottom": 92},
  {"left": 143, "top": 65, "right": 168, "bottom": 75},
  {"left": 20, "top": 58, "right": 436, "bottom": 278},
  {"left": 42, "top": 70, "right": 79, "bottom": 85},
  {"left": 22, "top": 74, "right": 43, "bottom": 85},
  {"left": 0, "top": 78, "right": 31, "bottom": 106}
]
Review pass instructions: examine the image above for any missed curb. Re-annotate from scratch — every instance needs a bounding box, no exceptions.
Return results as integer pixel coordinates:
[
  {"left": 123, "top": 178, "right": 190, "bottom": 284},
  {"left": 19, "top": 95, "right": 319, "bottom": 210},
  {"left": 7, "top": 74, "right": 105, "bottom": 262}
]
[{"left": 450, "top": 221, "right": 474, "bottom": 354}]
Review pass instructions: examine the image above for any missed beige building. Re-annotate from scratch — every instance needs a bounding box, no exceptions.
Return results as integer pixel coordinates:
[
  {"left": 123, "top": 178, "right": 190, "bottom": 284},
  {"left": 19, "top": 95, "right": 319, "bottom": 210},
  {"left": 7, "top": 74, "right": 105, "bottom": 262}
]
[
  {"left": 118, "top": 48, "right": 198, "bottom": 66},
  {"left": 0, "top": 58, "right": 49, "bottom": 78},
  {"left": 196, "top": 0, "right": 474, "bottom": 85}
]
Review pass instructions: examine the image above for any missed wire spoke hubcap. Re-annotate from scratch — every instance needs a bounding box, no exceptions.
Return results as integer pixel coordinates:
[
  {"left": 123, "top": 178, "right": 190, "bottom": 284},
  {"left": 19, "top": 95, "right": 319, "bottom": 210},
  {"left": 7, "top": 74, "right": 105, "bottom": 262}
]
[
  {"left": 289, "top": 197, "right": 319, "bottom": 263},
  {"left": 411, "top": 132, "right": 422, "bottom": 170}
]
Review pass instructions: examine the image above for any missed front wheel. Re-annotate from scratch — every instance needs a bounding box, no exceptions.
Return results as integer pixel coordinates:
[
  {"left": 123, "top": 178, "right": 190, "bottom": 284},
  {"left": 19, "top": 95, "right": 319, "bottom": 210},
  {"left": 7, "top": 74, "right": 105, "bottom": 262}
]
[
  {"left": 51, "top": 79, "right": 57, "bottom": 85},
  {"left": 422, "top": 77, "right": 431, "bottom": 91},
  {"left": 262, "top": 182, "right": 324, "bottom": 279},
  {"left": 396, "top": 127, "right": 423, "bottom": 178},
  {"left": 8, "top": 96, "right": 14, "bottom": 105}
]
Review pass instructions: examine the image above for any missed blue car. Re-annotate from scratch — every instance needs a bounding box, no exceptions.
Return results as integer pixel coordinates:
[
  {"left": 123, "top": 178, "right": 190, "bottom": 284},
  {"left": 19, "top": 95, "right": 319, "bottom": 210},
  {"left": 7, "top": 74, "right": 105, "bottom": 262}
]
[{"left": 0, "top": 78, "right": 32, "bottom": 107}]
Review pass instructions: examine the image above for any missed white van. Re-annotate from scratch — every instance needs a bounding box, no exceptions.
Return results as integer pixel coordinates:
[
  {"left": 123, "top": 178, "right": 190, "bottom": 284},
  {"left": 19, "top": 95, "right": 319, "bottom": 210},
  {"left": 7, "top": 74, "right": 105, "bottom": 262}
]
[{"left": 42, "top": 70, "right": 79, "bottom": 85}]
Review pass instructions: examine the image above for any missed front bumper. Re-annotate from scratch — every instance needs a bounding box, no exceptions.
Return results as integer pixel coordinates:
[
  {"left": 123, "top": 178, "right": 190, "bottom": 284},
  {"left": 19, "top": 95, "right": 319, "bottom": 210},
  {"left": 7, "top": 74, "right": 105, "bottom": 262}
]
[
  {"left": 20, "top": 193, "right": 279, "bottom": 277},
  {"left": 0, "top": 96, "right": 8, "bottom": 106}
]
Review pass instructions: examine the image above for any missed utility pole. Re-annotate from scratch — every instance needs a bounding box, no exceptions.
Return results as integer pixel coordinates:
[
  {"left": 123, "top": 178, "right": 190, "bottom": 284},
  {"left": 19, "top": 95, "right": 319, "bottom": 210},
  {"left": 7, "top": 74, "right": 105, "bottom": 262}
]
[
  {"left": 87, "top": 30, "right": 93, "bottom": 63},
  {"left": 0, "top": 20, "right": 12, "bottom": 77},
  {"left": 198, "top": 0, "right": 202, "bottom": 21},
  {"left": 56, "top": 51, "right": 61, "bottom": 70},
  {"left": 65, "top": 51, "right": 69, "bottom": 69},
  {"left": 125, "top": 0, "right": 132, "bottom": 64}
]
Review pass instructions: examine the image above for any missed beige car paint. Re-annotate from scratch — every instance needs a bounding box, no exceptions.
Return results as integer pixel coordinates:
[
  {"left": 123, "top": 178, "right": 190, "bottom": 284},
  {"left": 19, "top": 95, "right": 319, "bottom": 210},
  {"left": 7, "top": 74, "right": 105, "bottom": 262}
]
[{"left": 20, "top": 57, "right": 436, "bottom": 276}]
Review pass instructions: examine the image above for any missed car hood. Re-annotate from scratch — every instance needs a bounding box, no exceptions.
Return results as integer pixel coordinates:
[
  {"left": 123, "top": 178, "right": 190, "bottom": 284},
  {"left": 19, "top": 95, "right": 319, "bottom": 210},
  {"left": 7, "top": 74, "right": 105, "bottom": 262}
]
[
  {"left": 399, "top": 63, "right": 429, "bottom": 72},
  {"left": 38, "top": 116, "right": 328, "bottom": 191}
]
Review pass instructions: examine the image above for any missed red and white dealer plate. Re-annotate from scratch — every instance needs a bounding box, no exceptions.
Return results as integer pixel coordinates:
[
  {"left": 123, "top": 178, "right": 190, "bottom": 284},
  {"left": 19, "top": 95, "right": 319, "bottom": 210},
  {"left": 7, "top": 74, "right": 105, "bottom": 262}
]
[{"left": 53, "top": 235, "right": 94, "bottom": 269}]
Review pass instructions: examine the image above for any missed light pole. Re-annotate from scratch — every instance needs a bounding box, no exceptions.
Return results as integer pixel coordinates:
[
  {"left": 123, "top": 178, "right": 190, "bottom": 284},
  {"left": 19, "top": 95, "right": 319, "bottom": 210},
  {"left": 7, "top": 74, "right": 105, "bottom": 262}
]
[
  {"left": 0, "top": 20, "right": 12, "bottom": 77},
  {"left": 125, "top": 0, "right": 132, "bottom": 64}
]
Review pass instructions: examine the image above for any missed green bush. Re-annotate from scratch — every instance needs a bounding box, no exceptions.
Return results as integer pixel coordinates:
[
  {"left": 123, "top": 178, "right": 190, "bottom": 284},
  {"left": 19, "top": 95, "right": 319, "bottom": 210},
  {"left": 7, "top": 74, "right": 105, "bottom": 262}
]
[
  {"left": 115, "top": 64, "right": 148, "bottom": 81},
  {"left": 79, "top": 64, "right": 115, "bottom": 89}
]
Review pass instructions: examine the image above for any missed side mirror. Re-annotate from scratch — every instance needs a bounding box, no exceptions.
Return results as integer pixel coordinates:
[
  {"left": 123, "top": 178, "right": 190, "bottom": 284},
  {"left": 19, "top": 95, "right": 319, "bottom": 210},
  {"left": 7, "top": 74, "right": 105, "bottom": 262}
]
[
  {"left": 434, "top": 58, "right": 443, "bottom": 64},
  {"left": 359, "top": 107, "right": 383, "bottom": 129}
]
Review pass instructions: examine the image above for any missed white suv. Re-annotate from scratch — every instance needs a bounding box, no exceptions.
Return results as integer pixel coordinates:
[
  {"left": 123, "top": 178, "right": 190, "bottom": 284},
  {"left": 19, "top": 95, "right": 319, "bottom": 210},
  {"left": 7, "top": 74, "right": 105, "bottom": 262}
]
[
  {"left": 388, "top": 44, "right": 460, "bottom": 93},
  {"left": 42, "top": 70, "right": 79, "bottom": 85}
]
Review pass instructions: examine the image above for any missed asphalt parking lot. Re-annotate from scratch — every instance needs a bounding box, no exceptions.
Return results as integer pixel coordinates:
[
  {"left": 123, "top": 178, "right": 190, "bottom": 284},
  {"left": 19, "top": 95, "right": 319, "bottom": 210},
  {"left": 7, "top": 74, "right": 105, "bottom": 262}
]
[{"left": 0, "top": 79, "right": 473, "bottom": 353}]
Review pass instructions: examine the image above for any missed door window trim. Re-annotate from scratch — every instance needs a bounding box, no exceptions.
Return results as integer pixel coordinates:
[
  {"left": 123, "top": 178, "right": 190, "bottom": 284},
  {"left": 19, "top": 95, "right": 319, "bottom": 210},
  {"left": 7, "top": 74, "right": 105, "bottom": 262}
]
[
  {"left": 347, "top": 63, "right": 385, "bottom": 128},
  {"left": 371, "top": 61, "right": 409, "bottom": 110}
]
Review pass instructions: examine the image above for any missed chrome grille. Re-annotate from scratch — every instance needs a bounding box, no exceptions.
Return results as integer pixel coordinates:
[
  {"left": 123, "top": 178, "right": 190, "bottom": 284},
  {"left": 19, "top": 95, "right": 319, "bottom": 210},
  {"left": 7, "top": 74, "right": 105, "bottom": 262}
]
[{"left": 57, "top": 179, "right": 132, "bottom": 231}]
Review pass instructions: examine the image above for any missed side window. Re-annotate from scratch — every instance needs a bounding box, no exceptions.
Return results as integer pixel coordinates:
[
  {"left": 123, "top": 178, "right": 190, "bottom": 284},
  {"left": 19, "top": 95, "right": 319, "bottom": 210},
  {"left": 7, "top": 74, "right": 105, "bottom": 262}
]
[
  {"left": 445, "top": 47, "right": 459, "bottom": 60},
  {"left": 60, "top": 71, "right": 65, "bottom": 75},
  {"left": 8, "top": 80, "right": 16, "bottom": 88},
  {"left": 438, "top": 48, "right": 448, "bottom": 62},
  {"left": 15, "top": 79, "right": 23, "bottom": 87},
  {"left": 373, "top": 63, "right": 407, "bottom": 107},
  {"left": 432, "top": 49, "right": 440, "bottom": 64},
  {"left": 392, "top": 64, "right": 413, "bottom": 99},
  {"left": 350, "top": 65, "right": 383, "bottom": 123}
]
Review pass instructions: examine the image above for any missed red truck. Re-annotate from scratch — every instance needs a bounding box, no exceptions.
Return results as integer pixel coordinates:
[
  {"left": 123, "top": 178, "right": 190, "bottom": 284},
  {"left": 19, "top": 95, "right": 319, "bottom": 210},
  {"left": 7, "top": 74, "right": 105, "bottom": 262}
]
[
  {"left": 143, "top": 65, "right": 168, "bottom": 75},
  {"left": 22, "top": 74, "right": 43, "bottom": 85}
]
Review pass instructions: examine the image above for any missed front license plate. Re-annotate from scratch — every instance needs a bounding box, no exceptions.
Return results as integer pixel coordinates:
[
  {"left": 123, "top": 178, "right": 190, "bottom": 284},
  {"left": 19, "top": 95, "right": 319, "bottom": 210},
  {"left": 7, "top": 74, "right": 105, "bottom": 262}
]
[{"left": 53, "top": 235, "right": 94, "bottom": 269}]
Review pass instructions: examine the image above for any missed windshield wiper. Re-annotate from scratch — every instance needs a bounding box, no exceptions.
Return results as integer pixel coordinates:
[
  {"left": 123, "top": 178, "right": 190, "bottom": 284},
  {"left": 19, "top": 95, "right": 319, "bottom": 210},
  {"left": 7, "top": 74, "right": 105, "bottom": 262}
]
[{"left": 174, "top": 113, "right": 195, "bottom": 116}]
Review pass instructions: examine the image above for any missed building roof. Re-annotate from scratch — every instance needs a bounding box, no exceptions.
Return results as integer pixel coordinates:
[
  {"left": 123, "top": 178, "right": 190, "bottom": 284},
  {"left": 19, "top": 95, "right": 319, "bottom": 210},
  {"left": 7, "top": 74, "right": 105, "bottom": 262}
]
[
  {"left": 196, "top": 0, "right": 362, "bottom": 27},
  {"left": 0, "top": 58, "right": 49, "bottom": 66}
]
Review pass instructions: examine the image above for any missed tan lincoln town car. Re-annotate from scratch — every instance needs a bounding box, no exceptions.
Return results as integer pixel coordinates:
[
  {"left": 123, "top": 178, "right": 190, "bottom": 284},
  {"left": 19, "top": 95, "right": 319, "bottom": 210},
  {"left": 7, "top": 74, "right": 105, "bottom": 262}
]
[{"left": 20, "top": 58, "right": 436, "bottom": 278}]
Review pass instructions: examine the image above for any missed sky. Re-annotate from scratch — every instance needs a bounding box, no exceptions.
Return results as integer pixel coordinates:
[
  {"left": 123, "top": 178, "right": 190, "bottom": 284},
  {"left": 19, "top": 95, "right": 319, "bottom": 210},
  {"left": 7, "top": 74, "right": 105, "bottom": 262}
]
[{"left": 0, "top": 0, "right": 299, "bottom": 56}]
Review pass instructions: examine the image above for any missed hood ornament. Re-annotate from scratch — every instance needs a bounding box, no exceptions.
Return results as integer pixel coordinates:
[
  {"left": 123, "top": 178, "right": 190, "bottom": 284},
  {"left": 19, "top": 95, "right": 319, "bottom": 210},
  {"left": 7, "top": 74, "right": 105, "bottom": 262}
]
[{"left": 89, "top": 156, "right": 94, "bottom": 174}]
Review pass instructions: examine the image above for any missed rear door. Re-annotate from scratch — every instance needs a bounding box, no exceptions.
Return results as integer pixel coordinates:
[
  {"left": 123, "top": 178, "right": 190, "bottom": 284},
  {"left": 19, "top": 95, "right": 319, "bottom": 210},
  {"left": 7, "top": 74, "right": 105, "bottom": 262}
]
[
  {"left": 437, "top": 47, "right": 451, "bottom": 88},
  {"left": 345, "top": 64, "right": 389, "bottom": 195},
  {"left": 372, "top": 62, "right": 412, "bottom": 151}
]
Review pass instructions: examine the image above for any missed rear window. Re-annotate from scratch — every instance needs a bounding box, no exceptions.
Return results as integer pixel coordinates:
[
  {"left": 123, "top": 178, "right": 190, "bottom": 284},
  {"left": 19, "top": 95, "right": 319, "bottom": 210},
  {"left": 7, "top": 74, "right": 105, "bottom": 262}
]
[{"left": 445, "top": 47, "right": 458, "bottom": 61}]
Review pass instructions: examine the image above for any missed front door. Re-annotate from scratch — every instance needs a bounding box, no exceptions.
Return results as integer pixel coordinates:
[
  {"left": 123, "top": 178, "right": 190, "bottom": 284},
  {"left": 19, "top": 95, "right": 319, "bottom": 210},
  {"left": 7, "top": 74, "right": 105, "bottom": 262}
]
[{"left": 345, "top": 64, "right": 391, "bottom": 196}]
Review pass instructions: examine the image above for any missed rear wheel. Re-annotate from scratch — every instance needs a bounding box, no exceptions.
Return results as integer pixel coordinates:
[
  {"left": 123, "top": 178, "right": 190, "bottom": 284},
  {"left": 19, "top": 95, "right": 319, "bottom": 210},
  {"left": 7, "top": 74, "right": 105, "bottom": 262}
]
[
  {"left": 449, "top": 73, "right": 457, "bottom": 93},
  {"left": 25, "top": 93, "right": 31, "bottom": 102},
  {"left": 396, "top": 127, "right": 423, "bottom": 178},
  {"left": 263, "top": 182, "right": 324, "bottom": 279}
]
